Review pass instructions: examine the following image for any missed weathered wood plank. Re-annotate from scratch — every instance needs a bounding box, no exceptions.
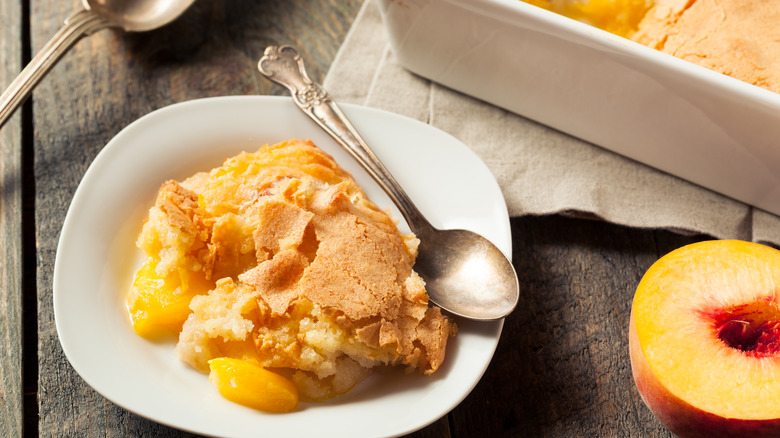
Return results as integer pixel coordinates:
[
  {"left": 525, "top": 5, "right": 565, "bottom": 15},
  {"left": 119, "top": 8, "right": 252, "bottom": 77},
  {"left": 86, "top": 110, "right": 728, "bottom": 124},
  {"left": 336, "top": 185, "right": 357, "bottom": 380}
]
[
  {"left": 447, "top": 215, "right": 705, "bottom": 437},
  {"left": 31, "top": 0, "right": 361, "bottom": 435},
  {"left": 405, "top": 416, "right": 450, "bottom": 438},
  {"left": 0, "top": 0, "right": 24, "bottom": 435}
]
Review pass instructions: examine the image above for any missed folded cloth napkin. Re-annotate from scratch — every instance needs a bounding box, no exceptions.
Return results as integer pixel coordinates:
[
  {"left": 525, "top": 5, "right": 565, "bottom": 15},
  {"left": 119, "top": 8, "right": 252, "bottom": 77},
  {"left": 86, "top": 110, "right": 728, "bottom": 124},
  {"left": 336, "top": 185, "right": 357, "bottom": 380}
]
[{"left": 323, "top": 0, "right": 780, "bottom": 246}]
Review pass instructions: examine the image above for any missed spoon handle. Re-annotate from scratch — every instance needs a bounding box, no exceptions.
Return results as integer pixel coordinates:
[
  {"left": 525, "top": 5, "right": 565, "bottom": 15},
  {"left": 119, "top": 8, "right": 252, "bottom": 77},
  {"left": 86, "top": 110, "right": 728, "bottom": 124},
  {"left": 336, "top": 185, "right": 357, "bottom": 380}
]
[
  {"left": 0, "top": 8, "right": 111, "bottom": 129},
  {"left": 257, "top": 45, "right": 432, "bottom": 235}
]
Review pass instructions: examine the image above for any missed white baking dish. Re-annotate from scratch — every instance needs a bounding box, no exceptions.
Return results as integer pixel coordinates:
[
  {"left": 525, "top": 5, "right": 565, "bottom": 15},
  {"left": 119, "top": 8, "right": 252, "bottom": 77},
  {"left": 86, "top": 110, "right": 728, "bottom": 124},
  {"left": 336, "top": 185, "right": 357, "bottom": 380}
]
[{"left": 378, "top": 0, "right": 780, "bottom": 216}]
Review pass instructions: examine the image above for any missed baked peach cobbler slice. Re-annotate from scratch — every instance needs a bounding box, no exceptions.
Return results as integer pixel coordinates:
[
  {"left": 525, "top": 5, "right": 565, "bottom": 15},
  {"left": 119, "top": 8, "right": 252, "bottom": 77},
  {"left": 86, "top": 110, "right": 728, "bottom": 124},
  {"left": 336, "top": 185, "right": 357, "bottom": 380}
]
[{"left": 126, "top": 139, "right": 456, "bottom": 412}]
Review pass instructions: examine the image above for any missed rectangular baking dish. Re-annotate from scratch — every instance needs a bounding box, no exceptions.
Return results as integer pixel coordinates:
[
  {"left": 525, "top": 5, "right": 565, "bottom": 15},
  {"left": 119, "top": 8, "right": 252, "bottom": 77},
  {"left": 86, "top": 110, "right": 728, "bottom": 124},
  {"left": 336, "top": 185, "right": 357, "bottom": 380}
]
[{"left": 377, "top": 0, "right": 780, "bottom": 216}]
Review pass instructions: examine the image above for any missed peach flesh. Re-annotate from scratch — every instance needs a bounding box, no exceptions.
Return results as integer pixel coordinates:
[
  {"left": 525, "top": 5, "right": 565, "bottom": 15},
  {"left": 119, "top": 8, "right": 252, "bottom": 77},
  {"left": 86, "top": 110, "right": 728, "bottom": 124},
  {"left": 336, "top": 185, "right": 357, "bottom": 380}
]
[
  {"left": 630, "top": 318, "right": 780, "bottom": 438},
  {"left": 630, "top": 240, "right": 780, "bottom": 438}
]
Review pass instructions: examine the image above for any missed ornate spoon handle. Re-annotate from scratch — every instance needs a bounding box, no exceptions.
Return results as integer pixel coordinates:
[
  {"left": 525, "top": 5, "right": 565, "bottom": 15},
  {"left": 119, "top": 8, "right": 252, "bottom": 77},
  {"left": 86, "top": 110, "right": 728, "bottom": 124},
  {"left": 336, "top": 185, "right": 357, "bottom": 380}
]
[
  {"left": 257, "top": 45, "right": 432, "bottom": 235},
  {"left": 259, "top": 45, "right": 519, "bottom": 321}
]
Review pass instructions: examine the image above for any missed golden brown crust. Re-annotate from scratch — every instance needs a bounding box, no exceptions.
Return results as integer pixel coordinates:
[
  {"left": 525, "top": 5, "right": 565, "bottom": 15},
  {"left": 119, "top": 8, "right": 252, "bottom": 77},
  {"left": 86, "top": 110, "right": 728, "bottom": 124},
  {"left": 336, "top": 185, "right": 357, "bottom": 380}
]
[
  {"left": 137, "top": 139, "right": 455, "bottom": 399},
  {"left": 238, "top": 249, "right": 308, "bottom": 316},
  {"left": 155, "top": 180, "right": 207, "bottom": 241},
  {"left": 630, "top": 0, "right": 780, "bottom": 92},
  {"left": 251, "top": 198, "right": 314, "bottom": 261}
]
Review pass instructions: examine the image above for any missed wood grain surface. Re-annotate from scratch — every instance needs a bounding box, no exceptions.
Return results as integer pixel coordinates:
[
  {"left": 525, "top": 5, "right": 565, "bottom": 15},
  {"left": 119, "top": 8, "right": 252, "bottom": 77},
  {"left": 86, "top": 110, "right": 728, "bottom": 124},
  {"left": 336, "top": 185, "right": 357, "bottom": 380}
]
[
  {"left": 0, "top": 0, "right": 23, "bottom": 436},
  {"left": 1, "top": 0, "right": 711, "bottom": 436}
]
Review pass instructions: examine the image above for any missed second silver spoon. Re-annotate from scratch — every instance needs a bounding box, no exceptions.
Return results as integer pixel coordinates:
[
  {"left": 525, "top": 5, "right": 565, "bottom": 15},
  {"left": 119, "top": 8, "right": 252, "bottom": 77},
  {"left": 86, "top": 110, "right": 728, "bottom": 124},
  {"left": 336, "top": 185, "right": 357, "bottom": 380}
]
[
  {"left": 257, "top": 45, "right": 519, "bottom": 321},
  {"left": 0, "top": 0, "right": 194, "bottom": 129}
]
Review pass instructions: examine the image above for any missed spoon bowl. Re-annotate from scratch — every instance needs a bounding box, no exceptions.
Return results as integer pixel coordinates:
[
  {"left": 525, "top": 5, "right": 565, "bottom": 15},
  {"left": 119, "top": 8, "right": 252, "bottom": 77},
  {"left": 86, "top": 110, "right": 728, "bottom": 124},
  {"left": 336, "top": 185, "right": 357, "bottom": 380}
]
[
  {"left": 415, "top": 227, "right": 520, "bottom": 320},
  {"left": 85, "top": 0, "right": 195, "bottom": 32},
  {"left": 0, "top": 0, "right": 195, "bottom": 128},
  {"left": 258, "top": 45, "right": 520, "bottom": 320}
]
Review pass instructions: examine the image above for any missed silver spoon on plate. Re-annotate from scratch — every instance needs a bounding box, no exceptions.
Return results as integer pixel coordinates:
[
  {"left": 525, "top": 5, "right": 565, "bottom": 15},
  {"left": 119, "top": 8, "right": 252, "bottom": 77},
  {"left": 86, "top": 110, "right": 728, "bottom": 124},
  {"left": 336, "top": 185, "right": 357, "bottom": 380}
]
[
  {"left": 258, "top": 45, "right": 519, "bottom": 321},
  {"left": 0, "top": 0, "right": 195, "bottom": 129}
]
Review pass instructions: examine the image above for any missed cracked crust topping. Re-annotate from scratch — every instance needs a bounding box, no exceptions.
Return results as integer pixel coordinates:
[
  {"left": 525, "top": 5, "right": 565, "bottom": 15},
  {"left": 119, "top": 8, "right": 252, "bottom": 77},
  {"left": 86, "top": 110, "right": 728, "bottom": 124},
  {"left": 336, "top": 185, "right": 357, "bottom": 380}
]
[
  {"left": 630, "top": 0, "right": 780, "bottom": 92},
  {"left": 136, "top": 139, "right": 455, "bottom": 400}
]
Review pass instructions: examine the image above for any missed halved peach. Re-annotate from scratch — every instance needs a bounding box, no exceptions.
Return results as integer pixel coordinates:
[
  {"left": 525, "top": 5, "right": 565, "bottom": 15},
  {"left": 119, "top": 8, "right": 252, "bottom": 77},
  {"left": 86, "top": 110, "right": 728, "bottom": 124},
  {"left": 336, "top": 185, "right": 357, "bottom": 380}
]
[{"left": 630, "top": 240, "right": 780, "bottom": 437}]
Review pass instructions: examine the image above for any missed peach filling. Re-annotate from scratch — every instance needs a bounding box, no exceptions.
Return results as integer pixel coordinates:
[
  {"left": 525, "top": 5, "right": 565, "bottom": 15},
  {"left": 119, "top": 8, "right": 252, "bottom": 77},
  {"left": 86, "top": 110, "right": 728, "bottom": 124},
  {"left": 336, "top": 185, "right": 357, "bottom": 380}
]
[
  {"left": 707, "top": 302, "right": 780, "bottom": 357},
  {"left": 208, "top": 357, "right": 298, "bottom": 413},
  {"left": 127, "top": 258, "right": 213, "bottom": 338},
  {"left": 524, "top": 0, "right": 652, "bottom": 37}
]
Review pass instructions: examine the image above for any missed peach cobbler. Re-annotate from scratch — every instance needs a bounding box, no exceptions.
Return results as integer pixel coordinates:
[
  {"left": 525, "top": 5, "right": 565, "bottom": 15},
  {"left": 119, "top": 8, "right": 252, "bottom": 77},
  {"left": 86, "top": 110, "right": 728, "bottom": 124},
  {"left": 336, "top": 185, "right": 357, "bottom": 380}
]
[
  {"left": 127, "top": 139, "right": 456, "bottom": 411},
  {"left": 526, "top": 0, "right": 780, "bottom": 93}
]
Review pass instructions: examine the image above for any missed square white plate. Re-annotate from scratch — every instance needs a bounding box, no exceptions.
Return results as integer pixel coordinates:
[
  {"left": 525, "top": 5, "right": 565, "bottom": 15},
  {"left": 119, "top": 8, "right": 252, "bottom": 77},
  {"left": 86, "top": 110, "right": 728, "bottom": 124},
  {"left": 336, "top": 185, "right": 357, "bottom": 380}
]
[{"left": 53, "top": 96, "right": 512, "bottom": 438}]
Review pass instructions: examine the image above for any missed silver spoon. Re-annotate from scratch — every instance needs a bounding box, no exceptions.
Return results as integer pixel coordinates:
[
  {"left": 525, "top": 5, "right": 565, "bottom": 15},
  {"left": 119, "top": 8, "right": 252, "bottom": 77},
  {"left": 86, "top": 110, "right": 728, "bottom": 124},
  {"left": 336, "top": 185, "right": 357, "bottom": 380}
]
[
  {"left": 258, "top": 45, "right": 519, "bottom": 320},
  {"left": 0, "top": 0, "right": 195, "bottom": 129}
]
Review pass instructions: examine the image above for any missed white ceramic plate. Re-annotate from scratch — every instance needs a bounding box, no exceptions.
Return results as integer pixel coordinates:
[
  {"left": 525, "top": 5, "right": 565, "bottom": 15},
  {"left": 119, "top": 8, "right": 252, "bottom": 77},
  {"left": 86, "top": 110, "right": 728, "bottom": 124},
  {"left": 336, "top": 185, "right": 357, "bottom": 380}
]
[{"left": 53, "top": 96, "right": 511, "bottom": 438}]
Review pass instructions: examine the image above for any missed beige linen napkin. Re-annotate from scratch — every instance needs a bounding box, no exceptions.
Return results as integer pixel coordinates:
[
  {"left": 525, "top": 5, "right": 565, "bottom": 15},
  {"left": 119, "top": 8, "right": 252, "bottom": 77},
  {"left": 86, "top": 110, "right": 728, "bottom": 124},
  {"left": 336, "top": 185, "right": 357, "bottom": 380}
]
[{"left": 323, "top": 0, "right": 780, "bottom": 245}]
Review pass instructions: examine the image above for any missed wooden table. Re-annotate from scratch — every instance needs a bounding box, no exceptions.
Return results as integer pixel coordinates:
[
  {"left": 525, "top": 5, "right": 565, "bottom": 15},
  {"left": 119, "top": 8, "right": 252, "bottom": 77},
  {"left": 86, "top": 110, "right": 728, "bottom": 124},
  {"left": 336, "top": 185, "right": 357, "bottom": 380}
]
[{"left": 1, "top": 0, "right": 706, "bottom": 436}]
